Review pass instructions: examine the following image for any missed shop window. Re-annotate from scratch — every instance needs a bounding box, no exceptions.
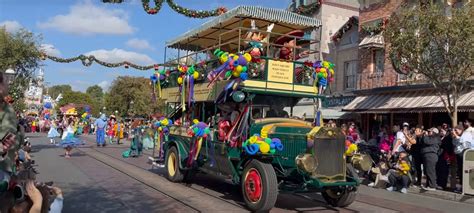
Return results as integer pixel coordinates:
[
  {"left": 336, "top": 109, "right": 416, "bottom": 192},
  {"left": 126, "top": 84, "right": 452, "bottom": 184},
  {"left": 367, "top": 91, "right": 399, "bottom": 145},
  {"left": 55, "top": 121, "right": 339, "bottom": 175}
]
[
  {"left": 344, "top": 60, "right": 358, "bottom": 90},
  {"left": 373, "top": 49, "right": 385, "bottom": 74}
]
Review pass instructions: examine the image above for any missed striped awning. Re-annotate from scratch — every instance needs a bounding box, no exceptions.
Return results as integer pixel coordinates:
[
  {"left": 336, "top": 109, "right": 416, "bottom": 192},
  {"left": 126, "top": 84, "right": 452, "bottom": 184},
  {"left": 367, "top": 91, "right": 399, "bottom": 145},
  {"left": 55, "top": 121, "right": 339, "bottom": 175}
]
[
  {"left": 343, "top": 90, "right": 474, "bottom": 113},
  {"left": 166, "top": 5, "right": 322, "bottom": 50},
  {"left": 359, "top": 33, "right": 384, "bottom": 49}
]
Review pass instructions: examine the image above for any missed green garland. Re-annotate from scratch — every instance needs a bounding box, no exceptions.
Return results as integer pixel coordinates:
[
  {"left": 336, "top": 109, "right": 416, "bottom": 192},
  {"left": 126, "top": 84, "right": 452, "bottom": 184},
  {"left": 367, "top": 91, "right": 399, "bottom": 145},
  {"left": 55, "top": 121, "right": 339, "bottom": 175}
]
[
  {"left": 331, "top": 16, "right": 358, "bottom": 42},
  {"left": 42, "top": 53, "right": 163, "bottom": 71},
  {"left": 293, "top": 1, "right": 321, "bottom": 15},
  {"left": 140, "top": 0, "right": 226, "bottom": 17},
  {"left": 142, "top": 0, "right": 164, "bottom": 15},
  {"left": 361, "top": 19, "right": 384, "bottom": 35},
  {"left": 166, "top": 0, "right": 226, "bottom": 18}
]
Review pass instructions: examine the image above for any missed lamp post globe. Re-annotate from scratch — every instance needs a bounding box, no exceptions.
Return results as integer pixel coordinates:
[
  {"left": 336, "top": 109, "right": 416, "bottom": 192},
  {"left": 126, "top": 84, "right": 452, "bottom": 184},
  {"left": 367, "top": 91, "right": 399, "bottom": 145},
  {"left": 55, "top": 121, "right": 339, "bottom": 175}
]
[{"left": 4, "top": 68, "right": 16, "bottom": 85}]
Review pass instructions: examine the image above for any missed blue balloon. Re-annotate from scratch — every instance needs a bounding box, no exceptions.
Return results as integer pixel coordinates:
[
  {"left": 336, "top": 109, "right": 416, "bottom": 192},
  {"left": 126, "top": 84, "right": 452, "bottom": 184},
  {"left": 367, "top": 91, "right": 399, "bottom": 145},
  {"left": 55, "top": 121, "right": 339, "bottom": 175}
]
[
  {"left": 244, "top": 144, "right": 259, "bottom": 155},
  {"left": 44, "top": 102, "right": 52, "bottom": 109}
]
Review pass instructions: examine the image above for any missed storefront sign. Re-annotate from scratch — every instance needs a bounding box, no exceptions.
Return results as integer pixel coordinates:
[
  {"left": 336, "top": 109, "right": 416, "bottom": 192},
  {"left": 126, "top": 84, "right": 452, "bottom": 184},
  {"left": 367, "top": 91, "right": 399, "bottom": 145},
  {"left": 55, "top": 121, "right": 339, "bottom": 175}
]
[
  {"left": 267, "top": 60, "right": 294, "bottom": 84},
  {"left": 323, "top": 96, "right": 356, "bottom": 108}
]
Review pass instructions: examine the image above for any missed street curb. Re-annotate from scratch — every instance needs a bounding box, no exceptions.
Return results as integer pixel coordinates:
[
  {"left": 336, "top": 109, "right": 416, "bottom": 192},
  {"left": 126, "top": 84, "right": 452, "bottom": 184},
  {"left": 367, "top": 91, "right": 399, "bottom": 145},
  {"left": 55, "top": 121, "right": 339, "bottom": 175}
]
[
  {"left": 407, "top": 187, "right": 474, "bottom": 204},
  {"left": 77, "top": 147, "right": 248, "bottom": 212}
]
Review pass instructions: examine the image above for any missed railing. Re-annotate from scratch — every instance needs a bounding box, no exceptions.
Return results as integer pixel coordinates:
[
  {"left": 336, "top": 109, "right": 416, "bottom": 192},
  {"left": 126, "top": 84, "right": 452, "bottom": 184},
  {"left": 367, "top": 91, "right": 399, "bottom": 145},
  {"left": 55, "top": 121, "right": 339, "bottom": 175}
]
[{"left": 162, "top": 27, "right": 320, "bottom": 89}]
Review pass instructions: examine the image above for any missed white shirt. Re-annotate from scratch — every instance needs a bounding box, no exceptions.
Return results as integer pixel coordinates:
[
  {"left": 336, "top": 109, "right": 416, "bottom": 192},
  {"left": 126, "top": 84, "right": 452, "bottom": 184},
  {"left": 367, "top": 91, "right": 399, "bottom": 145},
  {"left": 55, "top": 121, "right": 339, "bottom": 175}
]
[
  {"left": 394, "top": 131, "right": 407, "bottom": 153},
  {"left": 461, "top": 127, "right": 474, "bottom": 149}
]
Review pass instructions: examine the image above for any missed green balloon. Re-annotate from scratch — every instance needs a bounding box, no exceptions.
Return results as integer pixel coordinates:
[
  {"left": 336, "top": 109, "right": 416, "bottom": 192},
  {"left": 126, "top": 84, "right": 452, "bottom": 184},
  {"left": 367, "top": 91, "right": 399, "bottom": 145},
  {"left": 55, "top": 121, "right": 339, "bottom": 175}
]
[
  {"left": 225, "top": 71, "right": 232, "bottom": 78},
  {"left": 269, "top": 149, "right": 276, "bottom": 154}
]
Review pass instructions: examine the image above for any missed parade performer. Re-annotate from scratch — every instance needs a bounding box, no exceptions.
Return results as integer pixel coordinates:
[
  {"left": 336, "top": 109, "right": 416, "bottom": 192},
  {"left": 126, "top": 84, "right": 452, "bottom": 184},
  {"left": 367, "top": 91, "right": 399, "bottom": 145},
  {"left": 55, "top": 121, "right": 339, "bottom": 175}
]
[
  {"left": 57, "top": 119, "right": 84, "bottom": 158},
  {"left": 94, "top": 114, "right": 107, "bottom": 147},
  {"left": 123, "top": 120, "right": 143, "bottom": 158},
  {"left": 114, "top": 119, "right": 125, "bottom": 144},
  {"left": 48, "top": 120, "right": 60, "bottom": 144},
  {"left": 31, "top": 119, "right": 37, "bottom": 132},
  {"left": 107, "top": 116, "right": 116, "bottom": 144},
  {"left": 142, "top": 127, "right": 154, "bottom": 150}
]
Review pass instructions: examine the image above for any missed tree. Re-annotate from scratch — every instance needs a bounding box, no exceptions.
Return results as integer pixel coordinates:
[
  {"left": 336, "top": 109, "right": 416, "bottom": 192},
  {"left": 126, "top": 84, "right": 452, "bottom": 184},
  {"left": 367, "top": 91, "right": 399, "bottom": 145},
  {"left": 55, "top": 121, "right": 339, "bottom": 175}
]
[
  {"left": 385, "top": 3, "right": 474, "bottom": 126},
  {"left": 48, "top": 85, "right": 72, "bottom": 100},
  {"left": 0, "top": 28, "right": 41, "bottom": 101},
  {"left": 57, "top": 91, "right": 100, "bottom": 116},
  {"left": 105, "top": 76, "right": 158, "bottom": 117},
  {"left": 86, "top": 85, "right": 104, "bottom": 101}
]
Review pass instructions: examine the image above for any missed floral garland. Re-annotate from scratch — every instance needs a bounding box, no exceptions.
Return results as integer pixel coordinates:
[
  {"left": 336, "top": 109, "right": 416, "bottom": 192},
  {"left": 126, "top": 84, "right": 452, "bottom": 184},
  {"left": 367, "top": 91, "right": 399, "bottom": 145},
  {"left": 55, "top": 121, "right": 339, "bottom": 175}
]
[
  {"left": 141, "top": 0, "right": 227, "bottom": 17},
  {"left": 331, "top": 16, "right": 358, "bottom": 43},
  {"left": 293, "top": 1, "right": 321, "bottom": 15},
  {"left": 42, "top": 53, "right": 163, "bottom": 71}
]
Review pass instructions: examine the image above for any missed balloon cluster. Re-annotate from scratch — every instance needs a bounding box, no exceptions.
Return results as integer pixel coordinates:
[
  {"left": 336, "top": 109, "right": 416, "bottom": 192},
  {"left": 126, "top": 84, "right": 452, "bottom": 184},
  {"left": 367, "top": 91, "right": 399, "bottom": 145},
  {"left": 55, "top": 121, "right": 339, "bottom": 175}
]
[
  {"left": 150, "top": 69, "right": 167, "bottom": 84},
  {"left": 311, "top": 60, "right": 335, "bottom": 94},
  {"left": 242, "top": 130, "right": 284, "bottom": 155},
  {"left": 177, "top": 65, "right": 200, "bottom": 85},
  {"left": 344, "top": 140, "right": 358, "bottom": 157},
  {"left": 43, "top": 102, "right": 53, "bottom": 119},
  {"left": 154, "top": 117, "right": 172, "bottom": 133},
  {"left": 81, "top": 106, "right": 92, "bottom": 120},
  {"left": 187, "top": 119, "right": 211, "bottom": 138},
  {"left": 213, "top": 49, "right": 252, "bottom": 81}
]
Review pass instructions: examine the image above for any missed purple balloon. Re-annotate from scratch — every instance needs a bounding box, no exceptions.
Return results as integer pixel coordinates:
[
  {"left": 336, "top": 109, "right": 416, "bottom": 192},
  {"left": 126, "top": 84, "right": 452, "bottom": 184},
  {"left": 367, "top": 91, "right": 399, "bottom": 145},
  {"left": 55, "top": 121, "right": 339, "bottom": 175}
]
[
  {"left": 271, "top": 138, "right": 281, "bottom": 144},
  {"left": 237, "top": 56, "right": 247, "bottom": 66},
  {"left": 160, "top": 74, "right": 166, "bottom": 80},
  {"left": 197, "top": 122, "right": 208, "bottom": 129}
]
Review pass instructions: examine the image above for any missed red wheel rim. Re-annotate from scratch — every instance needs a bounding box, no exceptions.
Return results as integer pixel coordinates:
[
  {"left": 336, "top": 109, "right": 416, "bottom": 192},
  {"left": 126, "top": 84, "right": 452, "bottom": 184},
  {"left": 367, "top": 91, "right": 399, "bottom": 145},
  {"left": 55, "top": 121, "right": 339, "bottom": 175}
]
[{"left": 244, "top": 168, "right": 262, "bottom": 203}]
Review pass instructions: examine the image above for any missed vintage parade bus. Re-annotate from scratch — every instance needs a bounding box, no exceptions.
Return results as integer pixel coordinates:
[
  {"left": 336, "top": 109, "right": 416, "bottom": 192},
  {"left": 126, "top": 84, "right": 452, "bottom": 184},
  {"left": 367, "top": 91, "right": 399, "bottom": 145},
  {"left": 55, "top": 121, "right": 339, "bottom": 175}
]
[{"left": 156, "top": 6, "right": 359, "bottom": 212}]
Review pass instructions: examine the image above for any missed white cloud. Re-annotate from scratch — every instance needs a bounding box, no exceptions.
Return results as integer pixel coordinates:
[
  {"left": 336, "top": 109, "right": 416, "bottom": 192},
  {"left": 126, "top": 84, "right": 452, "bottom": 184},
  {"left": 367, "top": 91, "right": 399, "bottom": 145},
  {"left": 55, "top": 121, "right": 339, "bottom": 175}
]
[
  {"left": 85, "top": 48, "right": 155, "bottom": 64},
  {"left": 98, "top": 80, "right": 111, "bottom": 91},
  {"left": 40, "top": 44, "right": 61, "bottom": 56},
  {"left": 37, "top": 1, "right": 134, "bottom": 35},
  {"left": 126, "top": 38, "right": 154, "bottom": 50},
  {"left": 0, "top": 20, "right": 22, "bottom": 33},
  {"left": 72, "top": 80, "right": 90, "bottom": 92}
]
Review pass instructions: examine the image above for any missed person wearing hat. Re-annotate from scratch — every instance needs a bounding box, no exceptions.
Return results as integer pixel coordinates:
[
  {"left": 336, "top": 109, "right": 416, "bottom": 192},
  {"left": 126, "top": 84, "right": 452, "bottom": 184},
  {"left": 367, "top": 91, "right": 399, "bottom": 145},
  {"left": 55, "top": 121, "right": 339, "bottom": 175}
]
[
  {"left": 421, "top": 127, "right": 441, "bottom": 190},
  {"left": 392, "top": 122, "right": 416, "bottom": 154},
  {"left": 94, "top": 114, "right": 107, "bottom": 147}
]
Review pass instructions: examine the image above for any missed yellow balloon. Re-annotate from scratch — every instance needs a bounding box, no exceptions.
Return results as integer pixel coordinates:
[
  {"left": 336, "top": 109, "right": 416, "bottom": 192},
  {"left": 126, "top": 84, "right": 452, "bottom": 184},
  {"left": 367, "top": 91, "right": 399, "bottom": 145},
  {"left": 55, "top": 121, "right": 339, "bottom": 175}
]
[
  {"left": 220, "top": 55, "right": 228, "bottom": 63},
  {"left": 260, "top": 129, "right": 268, "bottom": 138},
  {"left": 249, "top": 136, "right": 258, "bottom": 144},
  {"left": 161, "top": 119, "right": 169, "bottom": 126},
  {"left": 259, "top": 143, "right": 270, "bottom": 153},
  {"left": 320, "top": 68, "right": 326, "bottom": 73},
  {"left": 235, "top": 65, "right": 243, "bottom": 73},
  {"left": 158, "top": 127, "right": 163, "bottom": 131},
  {"left": 233, "top": 55, "right": 239, "bottom": 61},
  {"left": 177, "top": 77, "right": 183, "bottom": 84},
  {"left": 193, "top": 71, "right": 200, "bottom": 79},
  {"left": 243, "top": 53, "right": 252, "bottom": 62},
  {"left": 330, "top": 69, "right": 335, "bottom": 75},
  {"left": 323, "top": 72, "right": 328, "bottom": 78},
  {"left": 193, "top": 119, "right": 199, "bottom": 124},
  {"left": 323, "top": 61, "right": 330, "bottom": 69},
  {"left": 232, "top": 71, "right": 241, "bottom": 77}
]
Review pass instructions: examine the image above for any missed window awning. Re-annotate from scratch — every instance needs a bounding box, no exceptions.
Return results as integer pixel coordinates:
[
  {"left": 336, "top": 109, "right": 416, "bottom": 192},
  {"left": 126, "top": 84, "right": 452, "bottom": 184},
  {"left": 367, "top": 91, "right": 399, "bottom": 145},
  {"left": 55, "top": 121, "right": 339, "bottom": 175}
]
[
  {"left": 343, "top": 90, "right": 474, "bottom": 113},
  {"left": 359, "top": 33, "right": 384, "bottom": 49}
]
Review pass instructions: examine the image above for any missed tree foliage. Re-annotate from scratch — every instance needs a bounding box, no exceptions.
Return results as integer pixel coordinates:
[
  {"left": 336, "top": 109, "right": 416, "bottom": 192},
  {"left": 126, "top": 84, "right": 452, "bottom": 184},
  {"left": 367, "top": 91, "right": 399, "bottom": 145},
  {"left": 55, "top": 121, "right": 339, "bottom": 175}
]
[
  {"left": 105, "top": 76, "right": 158, "bottom": 117},
  {"left": 48, "top": 84, "right": 72, "bottom": 100},
  {"left": 0, "top": 28, "right": 41, "bottom": 100},
  {"left": 57, "top": 90, "right": 100, "bottom": 116},
  {"left": 384, "top": 3, "right": 474, "bottom": 125}
]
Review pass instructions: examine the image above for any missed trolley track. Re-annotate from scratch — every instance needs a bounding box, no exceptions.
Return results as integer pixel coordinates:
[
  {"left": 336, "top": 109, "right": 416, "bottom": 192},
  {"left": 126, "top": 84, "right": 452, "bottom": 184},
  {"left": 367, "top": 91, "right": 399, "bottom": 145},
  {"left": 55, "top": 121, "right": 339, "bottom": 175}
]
[{"left": 77, "top": 145, "right": 248, "bottom": 212}]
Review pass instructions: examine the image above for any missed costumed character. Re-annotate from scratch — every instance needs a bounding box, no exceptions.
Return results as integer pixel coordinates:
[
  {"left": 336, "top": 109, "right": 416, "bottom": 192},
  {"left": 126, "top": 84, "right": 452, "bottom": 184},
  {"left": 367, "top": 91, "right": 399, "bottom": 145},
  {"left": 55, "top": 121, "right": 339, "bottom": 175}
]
[
  {"left": 142, "top": 127, "right": 154, "bottom": 150},
  {"left": 57, "top": 121, "right": 85, "bottom": 158},
  {"left": 94, "top": 114, "right": 107, "bottom": 147},
  {"left": 114, "top": 120, "right": 125, "bottom": 145},
  {"left": 48, "top": 121, "right": 60, "bottom": 144},
  {"left": 107, "top": 116, "right": 116, "bottom": 144},
  {"left": 31, "top": 119, "right": 37, "bottom": 133},
  {"left": 275, "top": 30, "right": 308, "bottom": 61},
  {"left": 244, "top": 20, "right": 274, "bottom": 78},
  {"left": 123, "top": 120, "right": 144, "bottom": 158}
]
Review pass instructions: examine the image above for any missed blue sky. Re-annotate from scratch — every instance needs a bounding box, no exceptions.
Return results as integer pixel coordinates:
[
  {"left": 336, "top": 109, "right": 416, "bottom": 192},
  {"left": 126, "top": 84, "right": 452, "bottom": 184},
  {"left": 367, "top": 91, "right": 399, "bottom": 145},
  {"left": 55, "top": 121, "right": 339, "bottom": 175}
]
[{"left": 0, "top": 0, "right": 289, "bottom": 92}]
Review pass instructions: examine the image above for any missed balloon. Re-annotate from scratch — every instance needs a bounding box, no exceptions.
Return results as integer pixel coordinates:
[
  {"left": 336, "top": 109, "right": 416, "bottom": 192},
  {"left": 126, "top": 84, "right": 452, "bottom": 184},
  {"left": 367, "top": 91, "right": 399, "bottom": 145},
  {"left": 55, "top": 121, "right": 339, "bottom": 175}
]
[
  {"left": 193, "top": 119, "right": 199, "bottom": 124},
  {"left": 322, "top": 72, "right": 328, "bottom": 78},
  {"left": 220, "top": 55, "right": 228, "bottom": 63},
  {"left": 259, "top": 142, "right": 270, "bottom": 153},
  {"left": 240, "top": 72, "right": 248, "bottom": 81},
  {"left": 177, "top": 76, "right": 183, "bottom": 84},
  {"left": 237, "top": 56, "right": 247, "bottom": 66},
  {"left": 232, "top": 91, "right": 245, "bottom": 102},
  {"left": 271, "top": 138, "right": 281, "bottom": 144},
  {"left": 264, "top": 138, "right": 272, "bottom": 144},
  {"left": 161, "top": 119, "right": 169, "bottom": 126},
  {"left": 317, "top": 72, "right": 324, "bottom": 79},
  {"left": 232, "top": 71, "right": 240, "bottom": 77},
  {"left": 225, "top": 71, "right": 232, "bottom": 78},
  {"left": 315, "top": 68, "right": 321, "bottom": 73},
  {"left": 241, "top": 66, "right": 248, "bottom": 73},
  {"left": 160, "top": 74, "right": 166, "bottom": 80},
  {"left": 243, "top": 53, "right": 252, "bottom": 62},
  {"left": 320, "top": 68, "right": 327, "bottom": 73},
  {"left": 235, "top": 65, "right": 243, "bottom": 73},
  {"left": 323, "top": 61, "right": 330, "bottom": 69},
  {"left": 244, "top": 144, "right": 259, "bottom": 155},
  {"left": 193, "top": 71, "right": 200, "bottom": 79}
]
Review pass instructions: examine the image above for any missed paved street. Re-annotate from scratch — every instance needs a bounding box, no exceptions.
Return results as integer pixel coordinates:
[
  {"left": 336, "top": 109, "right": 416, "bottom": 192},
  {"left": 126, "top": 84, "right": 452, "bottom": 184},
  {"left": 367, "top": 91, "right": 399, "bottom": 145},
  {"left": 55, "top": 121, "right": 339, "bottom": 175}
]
[{"left": 28, "top": 133, "right": 474, "bottom": 213}]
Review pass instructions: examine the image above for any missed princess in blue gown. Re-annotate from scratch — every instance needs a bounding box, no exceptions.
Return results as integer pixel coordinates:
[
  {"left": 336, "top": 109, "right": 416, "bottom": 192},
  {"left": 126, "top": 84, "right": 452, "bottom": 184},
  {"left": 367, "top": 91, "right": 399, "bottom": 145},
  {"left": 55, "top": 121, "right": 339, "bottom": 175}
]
[{"left": 57, "top": 122, "right": 85, "bottom": 158}]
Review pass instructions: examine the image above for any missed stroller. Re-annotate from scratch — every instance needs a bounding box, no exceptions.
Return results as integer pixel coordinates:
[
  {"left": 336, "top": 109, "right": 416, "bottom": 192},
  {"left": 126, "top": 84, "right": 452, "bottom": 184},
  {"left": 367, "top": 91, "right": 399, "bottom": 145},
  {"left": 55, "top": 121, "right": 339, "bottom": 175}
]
[{"left": 122, "top": 128, "right": 143, "bottom": 158}]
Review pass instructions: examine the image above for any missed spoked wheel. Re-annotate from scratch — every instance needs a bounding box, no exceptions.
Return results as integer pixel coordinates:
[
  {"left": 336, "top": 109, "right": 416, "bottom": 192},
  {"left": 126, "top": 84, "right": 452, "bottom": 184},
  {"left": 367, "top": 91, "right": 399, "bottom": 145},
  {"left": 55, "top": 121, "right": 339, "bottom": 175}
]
[
  {"left": 322, "top": 186, "right": 357, "bottom": 207},
  {"left": 241, "top": 160, "right": 278, "bottom": 212},
  {"left": 165, "top": 146, "right": 185, "bottom": 182}
]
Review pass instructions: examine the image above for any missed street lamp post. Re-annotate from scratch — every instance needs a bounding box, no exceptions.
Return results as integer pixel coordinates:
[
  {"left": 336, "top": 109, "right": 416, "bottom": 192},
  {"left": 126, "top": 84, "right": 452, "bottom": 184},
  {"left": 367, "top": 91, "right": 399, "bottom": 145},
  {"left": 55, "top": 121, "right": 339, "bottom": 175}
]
[{"left": 4, "top": 68, "right": 16, "bottom": 85}]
